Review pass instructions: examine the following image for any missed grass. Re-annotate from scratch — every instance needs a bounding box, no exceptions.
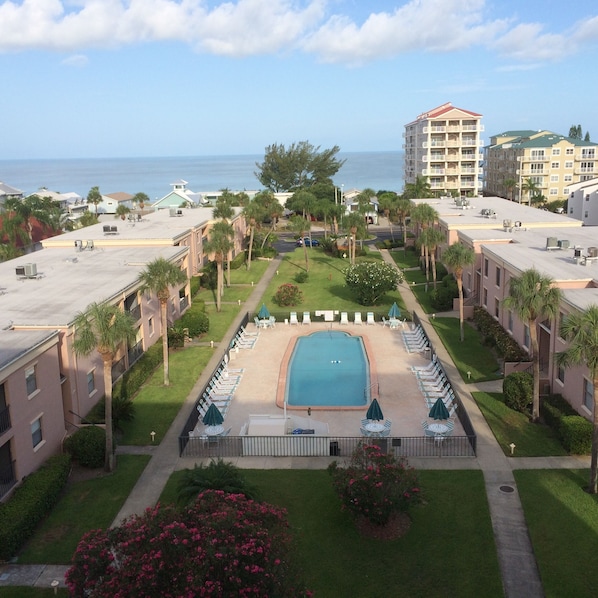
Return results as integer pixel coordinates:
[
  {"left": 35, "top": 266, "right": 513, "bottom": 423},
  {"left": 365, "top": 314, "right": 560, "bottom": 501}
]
[
  {"left": 514, "top": 469, "right": 598, "bottom": 597},
  {"left": 160, "top": 468, "right": 502, "bottom": 597},
  {"left": 261, "top": 247, "right": 406, "bottom": 318},
  {"left": 18, "top": 455, "right": 151, "bottom": 564},
  {"left": 390, "top": 248, "right": 420, "bottom": 270},
  {"left": 473, "top": 392, "right": 567, "bottom": 457},
  {"left": 430, "top": 317, "right": 502, "bottom": 382}
]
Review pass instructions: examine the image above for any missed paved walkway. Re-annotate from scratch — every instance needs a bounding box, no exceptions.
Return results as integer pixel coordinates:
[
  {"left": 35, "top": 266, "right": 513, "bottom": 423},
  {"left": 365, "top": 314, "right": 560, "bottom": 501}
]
[{"left": 1, "top": 244, "right": 590, "bottom": 594}]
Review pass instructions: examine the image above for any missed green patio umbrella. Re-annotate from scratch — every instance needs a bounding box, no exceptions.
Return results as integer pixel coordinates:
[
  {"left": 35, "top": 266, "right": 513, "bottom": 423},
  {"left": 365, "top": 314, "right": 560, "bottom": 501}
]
[
  {"left": 366, "top": 398, "right": 384, "bottom": 421},
  {"left": 428, "top": 397, "right": 450, "bottom": 420},
  {"left": 258, "top": 303, "right": 270, "bottom": 319},
  {"left": 202, "top": 403, "right": 224, "bottom": 426},
  {"left": 388, "top": 302, "right": 401, "bottom": 318}
]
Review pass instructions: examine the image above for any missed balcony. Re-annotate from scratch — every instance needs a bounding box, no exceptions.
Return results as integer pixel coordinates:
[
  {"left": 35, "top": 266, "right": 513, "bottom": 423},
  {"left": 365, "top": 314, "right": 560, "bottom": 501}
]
[
  {"left": 423, "top": 141, "right": 446, "bottom": 148},
  {"left": 422, "top": 154, "right": 447, "bottom": 162},
  {"left": 0, "top": 405, "right": 11, "bottom": 435},
  {"left": 127, "top": 304, "right": 141, "bottom": 322},
  {"left": 422, "top": 169, "right": 445, "bottom": 176},
  {"left": 0, "top": 460, "right": 16, "bottom": 499},
  {"left": 575, "top": 166, "right": 596, "bottom": 175}
]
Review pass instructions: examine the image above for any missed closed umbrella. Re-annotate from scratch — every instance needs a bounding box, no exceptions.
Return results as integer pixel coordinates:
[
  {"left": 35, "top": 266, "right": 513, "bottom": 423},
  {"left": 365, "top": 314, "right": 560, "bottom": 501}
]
[
  {"left": 258, "top": 304, "right": 270, "bottom": 319},
  {"left": 428, "top": 397, "right": 450, "bottom": 420},
  {"left": 366, "top": 398, "right": 384, "bottom": 421},
  {"left": 202, "top": 403, "right": 224, "bottom": 426},
  {"left": 388, "top": 302, "right": 401, "bottom": 318}
]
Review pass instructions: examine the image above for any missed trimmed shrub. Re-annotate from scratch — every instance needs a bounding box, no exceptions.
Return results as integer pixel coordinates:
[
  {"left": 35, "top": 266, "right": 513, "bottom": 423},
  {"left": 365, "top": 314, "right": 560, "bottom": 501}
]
[
  {"left": 0, "top": 454, "right": 71, "bottom": 560},
  {"left": 503, "top": 371, "right": 533, "bottom": 414},
  {"left": 473, "top": 306, "right": 528, "bottom": 361},
  {"left": 294, "top": 271, "right": 309, "bottom": 284},
  {"left": 189, "top": 275, "right": 201, "bottom": 297},
  {"left": 179, "top": 302, "right": 209, "bottom": 338},
  {"left": 430, "top": 286, "right": 456, "bottom": 311},
  {"left": 273, "top": 283, "right": 303, "bottom": 307},
  {"left": 168, "top": 326, "right": 185, "bottom": 349},
  {"left": 64, "top": 426, "right": 106, "bottom": 468},
  {"left": 88, "top": 396, "right": 135, "bottom": 432},
  {"left": 559, "top": 416, "right": 592, "bottom": 454},
  {"left": 112, "top": 342, "right": 163, "bottom": 401}
]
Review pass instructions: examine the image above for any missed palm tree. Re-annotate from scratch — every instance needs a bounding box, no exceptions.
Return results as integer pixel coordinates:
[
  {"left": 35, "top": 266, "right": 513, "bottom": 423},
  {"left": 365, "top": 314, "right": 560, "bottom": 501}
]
[
  {"left": 115, "top": 204, "right": 130, "bottom": 221},
  {"left": 344, "top": 212, "right": 364, "bottom": 265},
  {"left": 4, "top": 195, "right": 57, "bottom": 246},
  {"left": 521, "top": 178, "right": 541, "bottom": 205},
  {"left": 503, "top": 178, "right": 517, "bottom": 202},
  {"left": 213, "top": 195, "right": 235, "bottom": 287},
  {"left": 555, "top": 305, "right": 598, "bottom": 494},
  {"left": 503, "top": 269, "right": 562, "bottom": 422},
  {"left": 138, "top": 258, "right": 188, "bottom": 386},
  {"left": 356, "top": 188, "right": 376, "bottom": 231},
  {"left": 442, "top": 242, "right": 475, "bottom": 342},
  {"left": 242, "top": 200, "right": 263, "bottom": 271},
  {"left": 289, "top": 215, "right": 312, "bottom": 271},
  {"left": 72, "top": 302, "right": 137, "bottom": 472},
  {"left": 419, "top": 227, "right": 445, "bottom": 289},
  {"left": 395, "top": 197, "right": 411, "bottom": 249},
  {"left": 378, "top": 192, "right": 398, "bottom": 241},
  {"left": 403, "top": 175, "right": 432, "bottom": 200},
  {"left": 87, "top": 186, "right": 102, "bottom": 215},
  {"left": 132, "top": 192, "right": 150, "bottom": 211},
  {"left": 204, "top": 227, "right": 234, "bottom": 312},
  {"left": 411, "top": 203, "right": 439, "bottom": 271}
]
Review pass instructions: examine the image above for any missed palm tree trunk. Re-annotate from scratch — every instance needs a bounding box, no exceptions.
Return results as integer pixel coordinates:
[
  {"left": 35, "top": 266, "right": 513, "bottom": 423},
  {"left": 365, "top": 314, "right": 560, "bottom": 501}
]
[
  {"left": 530, "top": 322, "right": 540, "bottom": 422},
  {"left": 431, "top": 251, "right": 437, "bottom": 290},
  {"left": 226, "top": 250, "right": 231, "bottom": 287},
  {"left": 247, "top": 225, "right": 254, "bottom": 270},
  {"left": 590, "top": 376, "right": 598, "bottom": 493},
  {"left": 424, "top": 245, "right": 430, "bottom": 281},
  {"left": 456, "top": 272, "right": 465, "bottom": 342},
  {"left": 102, "top": 354, "right": 115, "bottom": 472},
  {"left": 161, "top": 300, "right": 170, "bottom": 386},
  {"left": 216, "top": 259, "right": 223, "bottom": 312}
]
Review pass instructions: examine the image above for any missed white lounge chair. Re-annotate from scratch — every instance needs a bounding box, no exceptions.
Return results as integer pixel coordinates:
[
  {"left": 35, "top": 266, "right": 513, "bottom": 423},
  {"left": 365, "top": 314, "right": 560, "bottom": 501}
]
[
  {"left": 289, "top": 312, "right": 299, "bottom": 325},
  {"left": 302, "top": 311, "right": 311, "bottom": 325},
  {"left": 354, "top": 312, "right": 362, "bottom": 325},
  {"left": 340, "top": 312, "right": 349, "bottom": 325},
  {"left": 366, "top": 312, "right": 375, "bottom": 325},
  {"left": 381, "top": 317, "right": 390, "bottom": 327}
]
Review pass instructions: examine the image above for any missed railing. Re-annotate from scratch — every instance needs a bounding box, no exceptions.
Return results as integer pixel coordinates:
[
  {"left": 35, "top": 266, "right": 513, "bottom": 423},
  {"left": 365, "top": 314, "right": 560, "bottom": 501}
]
[
  {"left": 127, "top": 304, "right": 141, "bottom": 321},
  {"left": 179, "top": 434, "right": 476, "bottom": 459},
  {"left": 0, "top": 405, "right": 11, "bottom": 435},
  {"left": 0, "top": 460, "right": 16, "bottom": 499},
  {"left": 180, "top": 295, "right": 189, "bottom": 311}
]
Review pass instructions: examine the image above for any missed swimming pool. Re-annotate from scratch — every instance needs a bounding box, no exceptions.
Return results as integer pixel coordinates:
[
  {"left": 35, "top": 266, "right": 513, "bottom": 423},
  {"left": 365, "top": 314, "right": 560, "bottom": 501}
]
[{"left": 284, "top": 331, "right": 370, "bottom": 408}]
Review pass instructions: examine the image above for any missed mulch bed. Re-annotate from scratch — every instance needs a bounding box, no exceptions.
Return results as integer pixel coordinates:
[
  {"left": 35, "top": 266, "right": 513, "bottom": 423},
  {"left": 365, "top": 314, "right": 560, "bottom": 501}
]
[{"left": 355, "top": 511, "right": 411, "bottom": 540}]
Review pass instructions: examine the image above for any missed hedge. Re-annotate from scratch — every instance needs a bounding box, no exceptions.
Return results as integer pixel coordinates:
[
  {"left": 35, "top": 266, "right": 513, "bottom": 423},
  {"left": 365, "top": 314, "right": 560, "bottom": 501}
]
[
  {"left": 473, "top": 306, "right": 528, "bottom": 362},
  {"left": 559, "top": 416, "right": 593, "bottom": 454},
  {"left": 503, "top": 371, "right": 533, "bottom": 414},
  {"left": 112, "top": 342, "right": 163, "bottom": 401},
  {"left": 0, "top": 454, "right": 71, "bottom": 560},
  {"left": 64, "top": 426, "right": 106, "bottom": 468}
]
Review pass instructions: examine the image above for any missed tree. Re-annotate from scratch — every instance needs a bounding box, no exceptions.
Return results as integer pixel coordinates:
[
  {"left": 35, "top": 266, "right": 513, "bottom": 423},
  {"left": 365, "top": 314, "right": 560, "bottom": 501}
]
[
  {"left": 442, "top": 242, "right": 475, "bottom": 342},
  {"left": 502, "top": 269, "right": 562, "bottom": 422},
  {"left": 419, "top": 227, "right": 445, "bottom": 289},
  {"left": 355, "top": 188, "right": 376, "bottom": 231},
  {"left": 503, "top": 178, "right": 517, "bottom": 202},
  {"left": 395, "top": 197, "right": 411, "bottom": 248},
  {"left": 344, "top": 212, "right": 364, "bottom": 265},
  {"left": 204, "top": 226, "right": 234, "bottom": 312},
  {"left": 115, "top": 204, "right": 130, "bottom": 220},
  {"left": 521, "top": 178, "right": 540, "bottom": 205},
  {"left": 289, "top": 215, "right": 312, "bottom": 272},
  {"left": 242, "top": 200, "right": 264, "bottom": 270},
  {"left": 3, "top": 194, "right": 59, "bottom": 246},
  {"left": 569, "top": 124, "right": 583, "bottom": 139},
  {"left": 403, "top": 175, "right": 432, "bottom": 200},
  {"left": 411, "top": 202, "right": 439, "bottom": 271},
  {"left": 213, "top": 194, "right": 235, "bottom": 287},
  {"left": 345, "top": 261, "right": 402, "bottom": 305},
  {"left": 72, "top": 302, "right": 137, "bottom": 472},
  {"left": 87, "top": 186, "right": 102, "bottom": 215},
  {"left": 255, "top": 141, "right": 345, "bottom": 192},
  {"left": 378, "top": 192, "right": 398, "bottom": 241},
  {"left": 137, "top": 258, "right": 188, "bottom": 386},
  {"left": 132, "top": 192, "right": 150, "bottom": 210},
  {"left": 555, "top": 305, "right": 598, "bottom": 494}
]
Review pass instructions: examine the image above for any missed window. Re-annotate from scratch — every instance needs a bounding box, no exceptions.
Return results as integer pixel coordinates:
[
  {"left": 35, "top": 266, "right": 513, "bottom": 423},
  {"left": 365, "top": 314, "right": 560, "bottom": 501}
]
[
  {"left": 523, "top": 324, "right": 530, "bottom": 350},
  {"left": 495, "top": 267, "right": 501, "bottom": 287},
  {"left": 494, "top": 298, "right": 500, "bottom": 318},
  {"left": 585, "top": 194, "right": 590, "bottom": 202},
  {"left": 483, "top": 288, "right": 488, "bottom": 306},
  {"left": 550, "top": 174, "right": 559, "bottom": 182},
  {"left": 484, "top": 258, "right": 488, "bottom": 277},
  {"left": 557, "top": 365, "right": 565, "bottom": 384},
  {"left": 87, "top": 370, "right": 95, "bottom": 395},
  {"left": 582, "top": 148, "right": 595, "bottom": 159},
  {"left": 564, "top": 174, "right": 573, "bottom": 182},
  {"left": 552, "top": 148, "right": 561, "bottom": 156},
  {"left": 25, "top": 366, "right": 37, "bottom": 396},
  {"left": 565, "top": 147, "right": 574, "bottom": 155},
  {"left": 583, "top": 379, "right": 594, "bottom": 412},
  {"left": 531, "top": 150, "right": 545, "bottom": 159},
  {"left": 31, "top": 417, "right": 43, "bottom": 448},
  {"left": 148, "top": 316, "right": 154, "bottom": 336},
  {"left": 564, "top": 161, "right": 573, "bottom": 169},
  {"left": 550, "top": 188, "right": 558, "bottom": 196},
  {"left": 580, "top": 162, "right": 594, "bottom": 173},
  {"left": 551, "top": 162, "right": 560, "bottom": 169}
]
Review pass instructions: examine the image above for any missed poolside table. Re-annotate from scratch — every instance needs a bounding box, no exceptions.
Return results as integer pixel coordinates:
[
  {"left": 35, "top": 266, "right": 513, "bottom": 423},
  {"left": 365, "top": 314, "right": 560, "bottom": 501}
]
[
  {"left": 365, "top": 422, "right": 385, "bottom": 437},
  {"left": 205, "top": 425, "right": 224, "bottom": 436}
]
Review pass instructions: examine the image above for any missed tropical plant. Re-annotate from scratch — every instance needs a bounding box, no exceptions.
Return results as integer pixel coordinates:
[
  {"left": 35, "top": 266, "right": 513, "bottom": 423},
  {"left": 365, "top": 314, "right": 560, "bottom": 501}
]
[
  {"left": 345, "top": 261, "right": 402, "bottom": 305},
  {"left": 378, "top": 191, "right": 398, "bottom": 240},
  {"left": 213, "top": 196, "right": 235, "bottom": 286},
  {"left": 521, "top": 178, "right": 541, "bottom": 205},
  {"left": 343, "top": 212, "right": 365, "bottom": 265},
  {"left": 176, "top": 459, "right": 259, "bottom": 506},
  {"left": 395, "top": 196, "right": 412, "bottom": 247},
  {"left": 273, "top": 283, "right": 303, "bottom": 307},
  {"left": 115, "top": 204, "right": 130, "bottom": 220},
  {"left": 403, "top": 174, "right": 432, "bottom": 200},
  {"left": 72, "top": 302, "right": 137, "bottom": 471},
  {"left": 242, "top": 200, "right": 264, "bottom": 270},
  {"left": 355, "top": 188, "right": 376, "bottom": 230},
  {"left": 64, "top": 426, "right": 106, "bottom": 468},
  {"left": 328, "top": 443, "right": 421, "bottom": 526},
  {"left": 137, "top": 257, "right": 188, "bottom": 386},
  {"left": 204, "top": 226, "right": 234, "bottom": 312},
  {"left": 555, "top": 305, "right": 598, "bottom": 493},
  {"left": 418, "top": 227, "right": 445, "bottom": 288},
  {"left": 86, "top": 186, "right": 102, "bottom": 215},
  {"left": 442, "top": 242, "right": 475, "bottom": 342},
  {"left": 132, "top": 192, "right": 150, "bottom": 210},
  {"left": 503, "top": 178, "right": 517, "bottom": 202},
  {"left": 503, "top": 268, "right": 562, "bottom": 422},
  {"left": 411, "top": 202, "right": 439, "bottom": 271},
  {"left": 66, "top": 490, "right": 309, "bottom": 596},
  {"left": 3, "top": 194, "right": 59, "bottom": 246}
]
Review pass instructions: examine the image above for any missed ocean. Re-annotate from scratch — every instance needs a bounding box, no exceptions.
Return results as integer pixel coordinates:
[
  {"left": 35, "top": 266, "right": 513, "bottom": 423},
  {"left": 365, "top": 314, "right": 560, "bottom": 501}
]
[{"left": 0, "top": 151, "right": 404, "bottom": 201}]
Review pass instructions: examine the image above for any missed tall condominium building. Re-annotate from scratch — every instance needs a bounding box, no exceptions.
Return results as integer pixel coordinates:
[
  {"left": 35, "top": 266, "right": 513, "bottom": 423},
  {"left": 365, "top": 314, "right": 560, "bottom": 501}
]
[
  {"left": 403, "top": 102, "right": 484, "bottom": 197},
  {"left": 484, "top": 130, "right": 598, "bottom": 203}
]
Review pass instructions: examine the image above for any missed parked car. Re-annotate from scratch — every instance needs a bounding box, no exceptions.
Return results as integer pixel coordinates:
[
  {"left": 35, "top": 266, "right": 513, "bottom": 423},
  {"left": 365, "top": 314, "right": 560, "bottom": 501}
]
[{"left": 296, "top": 237, "right": 320, "bottom": 247}]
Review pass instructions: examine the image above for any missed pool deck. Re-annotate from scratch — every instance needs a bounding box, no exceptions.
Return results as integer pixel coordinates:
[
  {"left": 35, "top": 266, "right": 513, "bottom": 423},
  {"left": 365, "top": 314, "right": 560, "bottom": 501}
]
[{"left": 220, "top": 318, "right": 464, "bottom": 439}]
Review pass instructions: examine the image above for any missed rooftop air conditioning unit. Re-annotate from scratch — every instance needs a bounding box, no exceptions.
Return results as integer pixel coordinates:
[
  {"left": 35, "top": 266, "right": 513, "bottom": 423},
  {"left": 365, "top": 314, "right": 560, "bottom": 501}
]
[
  {"left": 24, "top": 263, "right": 37, "bottom": 277},
  {"left": 574, "top": 247, "right": 584, "bottom": 258},
  {"left": 176, "top": 209, "right": 183, "bottom": 216},
  {"left": 588, "top": 247, "right": 598, "bottom": 258},
  {"left": 169, "top": 208, "right": 177, "bottom": 217},
  {"left": 558, "top": 240, "right": 570, "bottom": 249},
  {"left": 15, "top": 266, "right": 25, "bottom": 277}
]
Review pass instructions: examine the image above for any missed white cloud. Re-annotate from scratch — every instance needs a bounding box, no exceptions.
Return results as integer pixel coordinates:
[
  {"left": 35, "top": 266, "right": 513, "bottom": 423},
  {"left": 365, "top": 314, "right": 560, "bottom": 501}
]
[
  {"left": 492, "top": 23, "right": 571, "bottom": 62},
  {"left": 61, "top": 53, "right": 89, "bottom": 67}
]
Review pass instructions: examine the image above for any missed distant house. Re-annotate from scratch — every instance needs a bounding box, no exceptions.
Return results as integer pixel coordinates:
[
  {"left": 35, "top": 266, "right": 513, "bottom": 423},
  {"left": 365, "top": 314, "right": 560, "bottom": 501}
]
[
  {"left": 153, "top": 180, "right": 206, "bottom": 210},
  {"left": 343, "top": 189, "right": 379, "bottom": 225},
  {"left": 96, "top": 192, "right": 135, "bottom": 215},
  {"left": 28, "top": 188, "right": 88, "bottom": 221},
  {"left": 0, "top": 182, "right": 24, "bottom": 210}
]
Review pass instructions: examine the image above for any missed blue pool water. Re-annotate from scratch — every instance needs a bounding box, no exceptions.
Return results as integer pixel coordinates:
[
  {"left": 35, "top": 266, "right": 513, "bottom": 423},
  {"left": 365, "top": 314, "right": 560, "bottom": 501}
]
[{"left": 286, "top": 331, "right": 369, "bottom": 407}]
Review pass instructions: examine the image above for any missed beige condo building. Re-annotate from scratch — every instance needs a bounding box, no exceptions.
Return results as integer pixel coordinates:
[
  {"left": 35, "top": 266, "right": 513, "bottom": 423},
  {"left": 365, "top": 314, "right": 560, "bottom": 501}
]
[
  {"left": 403, "top": 102, "right": 484, "bottom": 197},
  {"left": 484, "top": 130, "right": 598, "bottom": 203}
]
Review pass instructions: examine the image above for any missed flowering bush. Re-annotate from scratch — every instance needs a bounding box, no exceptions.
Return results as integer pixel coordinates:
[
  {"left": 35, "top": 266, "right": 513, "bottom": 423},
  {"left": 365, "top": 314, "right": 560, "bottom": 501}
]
[
  {"left": 344, "top": 262, "right": 403, "bottom": 305},
  {"left": 66, "top": 490, "right": 311, "bottom": 597},
  {"left": 273, "top": 283, "right": 303, "bottom": 307},
  {"left": 328, "top": 444, "right": 421, "bottom": 526}
]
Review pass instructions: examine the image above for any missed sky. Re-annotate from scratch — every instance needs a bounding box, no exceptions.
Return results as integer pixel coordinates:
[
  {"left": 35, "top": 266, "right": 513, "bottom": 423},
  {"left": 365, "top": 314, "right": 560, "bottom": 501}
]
[{"left": 2, "top": 0, "right": 598, "bottom": 160}]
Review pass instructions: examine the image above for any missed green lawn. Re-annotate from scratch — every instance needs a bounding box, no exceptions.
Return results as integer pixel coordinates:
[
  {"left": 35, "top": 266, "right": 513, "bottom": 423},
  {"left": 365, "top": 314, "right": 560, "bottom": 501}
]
[
  {"left": 473, "top": 392, "right": 567, "bottom": 457},
  {"left": 515, "top": 469, "right": 598, "bottom": 597},
  {"left": 160, "top": 468, "right": 502, "bottom": 597},
  {"left": 390, "top": 248, "right": 420, "bottom": 270},
  {"left": 430, "top": 317, "right": 502, "bottom": 382},
  {"left": 18, "top": 455, "right": 151, "bottom": 564},
  {"left": 261, "top": 247, "right": 407, "bottom": 318}
]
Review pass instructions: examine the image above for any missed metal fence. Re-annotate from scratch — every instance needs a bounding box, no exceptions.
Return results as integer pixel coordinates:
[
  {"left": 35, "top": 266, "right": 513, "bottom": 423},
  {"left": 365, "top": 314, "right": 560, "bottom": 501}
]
[{"left": 179, "top": 434, "right": 476, "bottom": 459}]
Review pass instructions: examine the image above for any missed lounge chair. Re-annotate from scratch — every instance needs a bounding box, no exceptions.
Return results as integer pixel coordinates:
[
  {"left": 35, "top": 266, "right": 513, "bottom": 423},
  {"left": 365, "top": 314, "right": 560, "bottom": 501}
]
[
  {"left": 366, "top": 312, "right": 375, "bottom": 325},
  {"left": 381, "top": 317, "right": 390, "bottom": 327},
  {"left": 361, "top": 418, "right": 370, "bottom": 427},
  {"left": 380, "top": 428, "right": 390, "bottom": 437},
  {"left": 302, "top": 311, "right": 311, "bottom": 325},
  {"left": 360, "top": 426, "right": 371, "bottom": 437},
  {"left": 269, "top": 316, "right": 276, "bottom": 327},
  {"left": 289, "top": 312, "right": 299, "bottom": 325},
  {"left": 354, "top": 312, "right": 363, "bottom": 325},
  {"left": 340, "top": 312, "right": 349, "bottom": 325}
]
